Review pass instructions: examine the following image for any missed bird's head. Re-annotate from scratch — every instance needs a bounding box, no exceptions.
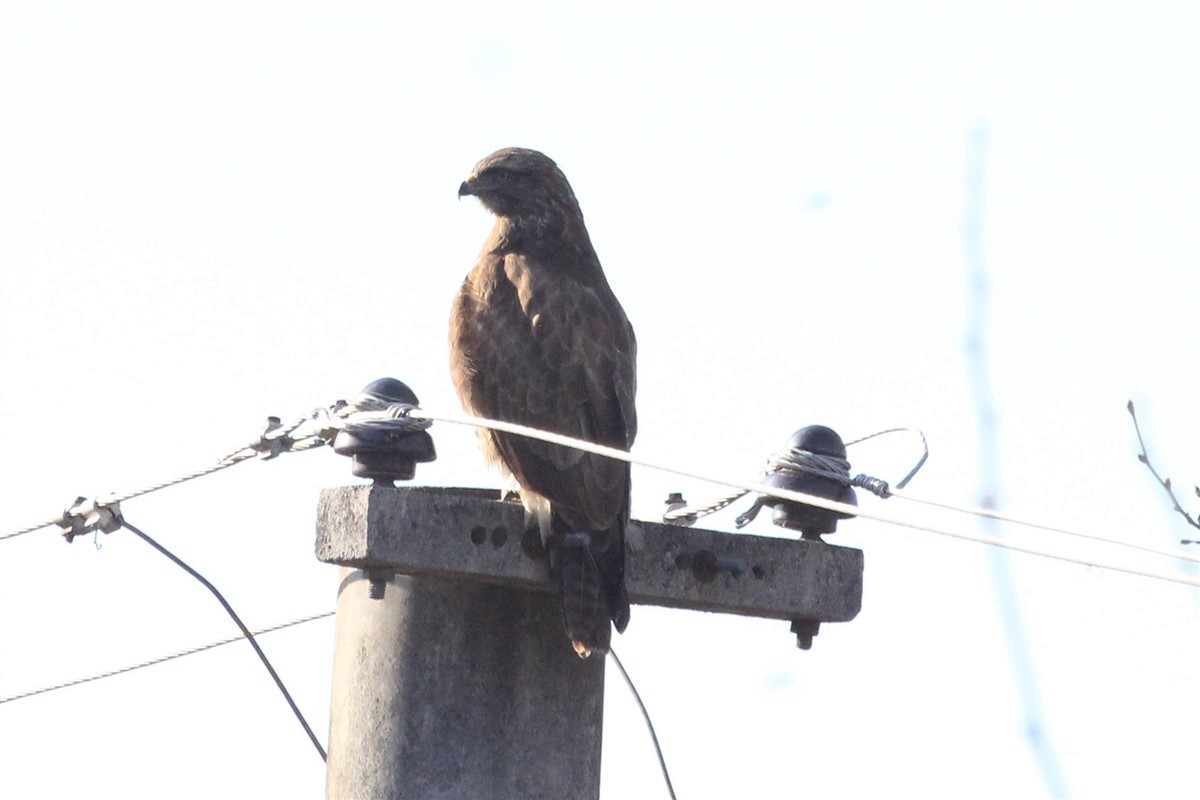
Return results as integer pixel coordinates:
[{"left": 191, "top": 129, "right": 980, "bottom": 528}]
[{"left": 458, "top": 147, "right": 579, "bottom": 221}]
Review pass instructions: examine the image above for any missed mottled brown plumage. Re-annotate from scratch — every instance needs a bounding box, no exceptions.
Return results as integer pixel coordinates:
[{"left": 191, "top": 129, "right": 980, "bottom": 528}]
[{"left": 450, "top": 148, "right": 636, "bottom": 656}]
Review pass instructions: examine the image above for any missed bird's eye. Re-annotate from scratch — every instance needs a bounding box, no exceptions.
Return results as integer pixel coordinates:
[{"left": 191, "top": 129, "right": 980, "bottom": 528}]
[{"left": 492, "top": 169, "right": 510, "bottom": 183}]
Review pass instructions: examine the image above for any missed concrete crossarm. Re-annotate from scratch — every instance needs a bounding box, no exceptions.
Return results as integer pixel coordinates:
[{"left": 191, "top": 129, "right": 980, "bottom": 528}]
[{"left": 316, "top": 485, "right": 863, "bottom": 624}]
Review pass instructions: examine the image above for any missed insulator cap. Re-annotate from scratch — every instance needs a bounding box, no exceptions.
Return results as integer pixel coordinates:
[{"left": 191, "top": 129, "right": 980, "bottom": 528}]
[
  {"left": 332, "top": 378, "right": 436, "bottom": 486},
  {"left": 763, "top": 425, "right": 857, "bottom": 540},
  {"left": 360, "top": 377, "right": 420, "bottom": 406}
]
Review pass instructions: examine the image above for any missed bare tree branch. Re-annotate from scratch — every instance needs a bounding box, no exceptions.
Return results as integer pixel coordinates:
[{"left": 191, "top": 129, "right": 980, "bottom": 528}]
[{"left": 1127, "top": 400, "right": 1200, "bottom": 542}]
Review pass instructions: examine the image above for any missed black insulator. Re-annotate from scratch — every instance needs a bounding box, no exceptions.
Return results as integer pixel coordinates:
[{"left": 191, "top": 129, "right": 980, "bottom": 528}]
[
  {"left": 361, "top": 377, "right": 420, "bottom": 406},
  {"left": 332, "top": 378, "right": 436, "bottom": 486},
  {"left": 763, "top": 425, "right": 857, "bottom": 541}
]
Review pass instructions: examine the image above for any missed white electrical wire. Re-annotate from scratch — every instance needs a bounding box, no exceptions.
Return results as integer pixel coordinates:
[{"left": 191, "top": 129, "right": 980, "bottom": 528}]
[
  {"left": 886, "top": 486, "right": 1200, "bottom": 566},
  {"left": 0, "top": 610, "right": 335, "bottom": 706},
  {"left": 408, "top": 408, "right": 1200, "bottom": 590},
  {"left": 6, "top": 395, "right": 1195, "bottom": 590},
  {"left": 0, "top": 398, "right": 421, "bottom": 542}
]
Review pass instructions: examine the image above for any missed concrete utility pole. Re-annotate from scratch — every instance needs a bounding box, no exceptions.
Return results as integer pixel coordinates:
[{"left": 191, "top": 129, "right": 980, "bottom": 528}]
[{"left": 317, "top": 485, "right": 863, "bottom": 800}]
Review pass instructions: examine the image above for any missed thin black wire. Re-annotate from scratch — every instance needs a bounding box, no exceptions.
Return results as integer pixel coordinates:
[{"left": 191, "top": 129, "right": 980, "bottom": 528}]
[
  {"left": 569, "top": 540, "right": 675, "bottom": 797},
  {"left": 662, "top": 426, "right": 929, "bottom": 525},
  {"left": 121, "top": 520, "right": 327, "bottom": 762},
  {"left": 0, "top": 611, "right": 334, "bottom": 706},
  {"left": 1, "top": 395, "right": 422, "bottom": 543},
  {"left": 609, "top": 647, "right": 677, "bottom": 800}
]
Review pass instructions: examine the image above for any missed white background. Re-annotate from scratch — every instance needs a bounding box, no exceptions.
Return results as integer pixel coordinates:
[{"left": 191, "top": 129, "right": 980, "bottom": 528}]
[{"left": 1, "top": 2, "right": 1197, "bottom": 797}]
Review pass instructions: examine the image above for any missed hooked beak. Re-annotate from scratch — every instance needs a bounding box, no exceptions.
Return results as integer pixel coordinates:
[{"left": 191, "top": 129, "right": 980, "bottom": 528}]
[{"left": 457, "top": 177, "right": 475, "bottom": 199}]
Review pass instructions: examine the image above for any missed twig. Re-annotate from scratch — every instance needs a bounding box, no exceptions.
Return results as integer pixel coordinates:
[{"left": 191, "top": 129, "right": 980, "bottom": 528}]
[{"left": 1127, "top": 401, "right": 1200, "bottom": 542}]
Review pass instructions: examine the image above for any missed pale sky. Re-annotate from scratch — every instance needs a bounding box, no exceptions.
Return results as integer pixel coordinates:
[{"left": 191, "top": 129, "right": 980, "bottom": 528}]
[{"left": 1, "top": 2, "right": 1197, "bottom": 798}]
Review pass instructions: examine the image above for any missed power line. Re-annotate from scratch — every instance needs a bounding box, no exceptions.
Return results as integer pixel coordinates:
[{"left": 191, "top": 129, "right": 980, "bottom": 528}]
[
  {"left": 0, "top": 425, "right": 292, "bottom": 542},
  {"left": 407, "top": 408, "right": 1200, "bottom": 590},
  {"left": 122, "top": 519, "right": 327, "bottom": 761},
  {"left": 0, "top": 611, "right": 334, "bottom": 706},
  {"left": 3, "top": 604, "right": 679, "bottom": 798},
  {"left": 1, "top": 397, "right": 428, "bottom": 543},
  {"left": 887, "top": 485, "right": 1200, "bottom": 564},
  {"left": 5, "top": 394, "right": 1198, "bottom": 589},
  {"left": 662, "top": 425, "right": 1197, "bottom": 566},
  {"left": 2, "top": 388, "right": 1192, "bottom": 797},
  {"left": 662, "top": 426, "right": 928, "bottom": 525},
  {"left": 609, "top": 647, "right": 677, "bottom": 800}
]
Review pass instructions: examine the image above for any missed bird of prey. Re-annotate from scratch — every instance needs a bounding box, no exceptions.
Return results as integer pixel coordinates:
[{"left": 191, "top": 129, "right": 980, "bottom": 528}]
[{"left": 450, "top": 148, "right": 637, "bottom": 657}]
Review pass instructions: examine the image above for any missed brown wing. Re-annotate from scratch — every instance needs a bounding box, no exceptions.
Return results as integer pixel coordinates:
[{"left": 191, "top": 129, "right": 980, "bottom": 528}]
[{"left": 449, "top": 251, "right": 636, "bottom": 533}]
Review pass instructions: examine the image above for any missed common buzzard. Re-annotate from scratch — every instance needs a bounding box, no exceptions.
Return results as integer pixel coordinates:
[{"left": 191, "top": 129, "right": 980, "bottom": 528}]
[{"left": 450, "top": 147, "right": 636, "bottom": 657}]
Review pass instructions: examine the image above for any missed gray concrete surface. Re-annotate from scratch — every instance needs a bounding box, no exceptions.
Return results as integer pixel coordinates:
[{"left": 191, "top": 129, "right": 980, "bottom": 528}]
[
  {"left": 317, "top": 485, "right": 863, "bottom": 622},
  {"left": 317, "top": 485, "right": 864, "bottom": 799},
  {"left": 326, "top": 566, "right": 604, "bottom": 800}
]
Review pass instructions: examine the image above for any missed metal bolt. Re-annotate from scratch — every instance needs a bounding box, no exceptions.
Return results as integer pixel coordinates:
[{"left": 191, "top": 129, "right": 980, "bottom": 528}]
[
  {"left": 366, "top": 568, "right": 391, "bottom": 600},
  {"left": 790, "top": 618, "right": 821, "bottom": 650},
  {"left": 663, "top": 492, "right": 696, "bottom": 526}
]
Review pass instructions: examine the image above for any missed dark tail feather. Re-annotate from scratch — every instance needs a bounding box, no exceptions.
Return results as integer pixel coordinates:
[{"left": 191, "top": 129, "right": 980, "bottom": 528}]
[
  {"left": 558, "top": 538, "right": 610, "bottom": 657},
  {"left": 552, "top": 520, "right": 629, "bottom": 657}
]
